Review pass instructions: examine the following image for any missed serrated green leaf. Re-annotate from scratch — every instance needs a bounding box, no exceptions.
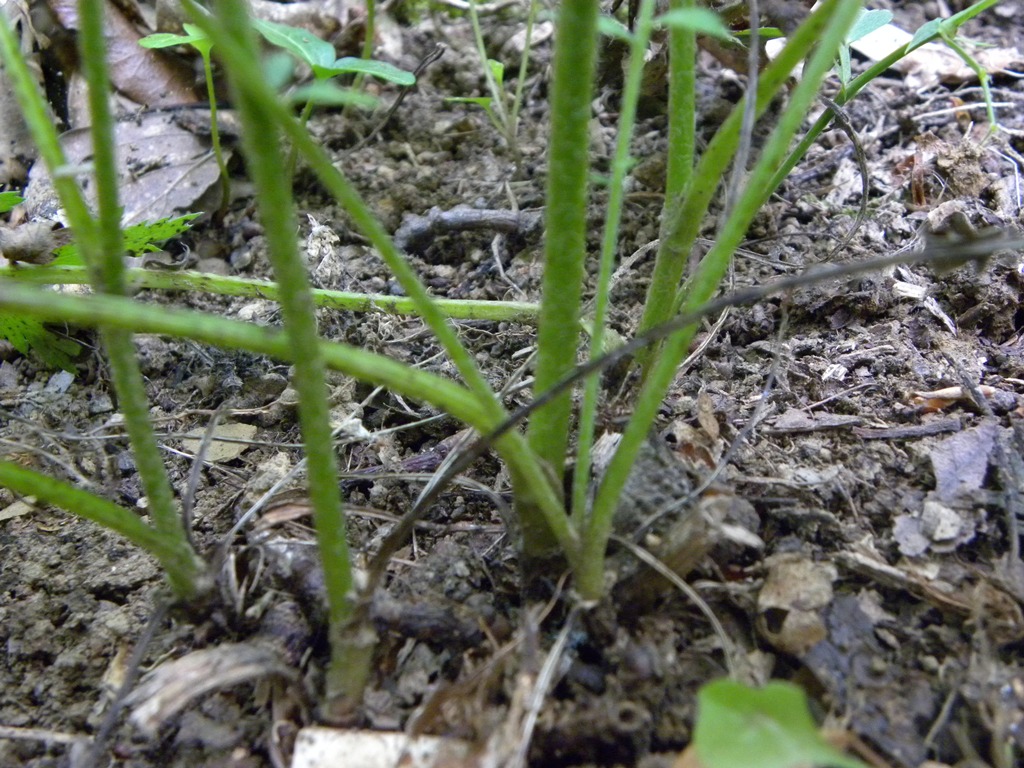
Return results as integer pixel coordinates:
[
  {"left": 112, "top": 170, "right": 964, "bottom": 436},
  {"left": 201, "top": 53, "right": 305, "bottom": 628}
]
[
  {"left": 0, "top": 313, "right": 79, "bottom": 371},
  {"left": 255, "top": 19, "right": 336, "bottom": 69},
  {"left": 694, "top": 680, "right": 868, "bottom": 768},
  {"left": 49, "top": 214, "right": 200, "bottom": 267}
]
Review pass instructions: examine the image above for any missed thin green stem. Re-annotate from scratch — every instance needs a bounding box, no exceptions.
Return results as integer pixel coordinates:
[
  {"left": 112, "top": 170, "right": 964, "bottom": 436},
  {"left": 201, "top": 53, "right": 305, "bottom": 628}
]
[
  {"left": 209, "top": 0, "right": 358, "bottom": 710},
  {"left": 0, "top": 279, "right": 582, "bottom": 566},
  {"left": 185, "top": 3, "right": 569, "bottom": 558},
  {"left": 765, "top": 0, "right": 1001, "bottom": 196},
  {"left": 1, "top": 265, "right": 541, "bottom": 322},
  {"left": 526, "top": 0, "right": 599, "bottom": 492},
  {"left": 186, "top": 6, "right": 501, "bottom": 420},
  {"left": 508, "top": 0, "right": 538, "bottom": 140},
  {"left": 0, "top": 10, "right": 207, "bottom": 599},
  {"left": 0, "top": 280, "right": 486, "bottom": 423},
  {"left": 80, "top": 0, "right": 205, "bottom": 599},
  {"left": 0, "top": 463, "right": 208, "bottom": 592},
  {"left": 635, "top": 0, "right": 843, "bottom": 371},
  {"left": 664, "top": 0, "right": 697, "bottom": 209},
  {"left": 571, "top": 0, "right": 657, "bottom": 523},
  {"left": 575, "top": 0, "right": 861, "bottom": 599},
  {"left": 467, "top": 0, "right": 514, "bottom": 150},
  {"left": 200, "top": 51, "right": 231, "bottom": 219}
]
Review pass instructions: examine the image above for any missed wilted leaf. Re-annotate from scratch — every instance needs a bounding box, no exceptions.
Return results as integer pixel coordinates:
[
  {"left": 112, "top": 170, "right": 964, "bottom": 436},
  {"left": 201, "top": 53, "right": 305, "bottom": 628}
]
[
  {"left": 47, "top": 0, "right": 197, "bottom": 108},
  {"left": 24, "top": 116, "right": 226, "bottom": 225}
]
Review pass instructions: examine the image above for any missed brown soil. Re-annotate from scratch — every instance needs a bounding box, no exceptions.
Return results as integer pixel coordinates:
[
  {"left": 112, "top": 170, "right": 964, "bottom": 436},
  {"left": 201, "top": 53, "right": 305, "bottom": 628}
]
[{"left": 3, "top": 2, "right": 1024, "bottom": 767}]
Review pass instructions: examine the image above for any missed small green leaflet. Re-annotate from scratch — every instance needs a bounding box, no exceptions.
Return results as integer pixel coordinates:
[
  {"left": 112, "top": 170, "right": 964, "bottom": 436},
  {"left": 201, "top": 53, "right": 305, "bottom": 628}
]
[
  {"left": 0, "top": 313, "right": 80, "bottom": 371},
  {"left": 50, "top": 213, "right": 201, "bottom": 267},
  {"left": 2, "top": 213, "right": 200, "bottom": 369},
  {"left": 0, "top": 192, "right": 24, "bottom": 214},
  {"left": 254, "top": 19, "right": 415, "bottom": 84},
  {"left": 693, "top": 680, "right": 868, "bottom": 768}
]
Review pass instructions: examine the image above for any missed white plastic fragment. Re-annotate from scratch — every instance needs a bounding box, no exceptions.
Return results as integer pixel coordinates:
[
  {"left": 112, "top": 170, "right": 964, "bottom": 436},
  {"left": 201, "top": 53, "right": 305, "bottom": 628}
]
[{"left": 291, "top": 727, "right": 471, "bottom": 768}]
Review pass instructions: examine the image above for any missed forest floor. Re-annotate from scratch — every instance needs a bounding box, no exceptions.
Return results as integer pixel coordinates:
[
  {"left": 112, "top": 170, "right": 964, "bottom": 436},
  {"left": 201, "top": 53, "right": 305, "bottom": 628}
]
[{"left": 2, "top": 1, "right": 1024, "bottom": 766}]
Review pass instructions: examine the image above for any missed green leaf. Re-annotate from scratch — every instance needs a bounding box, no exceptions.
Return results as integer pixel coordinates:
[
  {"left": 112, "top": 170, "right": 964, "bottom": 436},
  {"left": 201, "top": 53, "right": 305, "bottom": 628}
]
[
  {"left": 838, "top": 45, "right": 853, "bottom": 85},
  {"left": 908, "top": 18, "right": 943, "bottom": 52},
  {"left": 254, "top": 19, "right": 336, "bottom": 69},
  {"left": 598, "top": 15, "right": 634, "bottom": 42},
  {"left": 264, "top": 52, "right": 296, "bottom": 91},
  {"left": 0, "top": 313, "right": 79, "bottom": 370},
  {"left": 139, "top": 32, "right": 195, "bottom": 49},
  {"left": 694, "top": 680, "right": 869, "bottom": 768},
  {"left": 139, "top": 24, "right": 211, "bottom": 56},
  {"left": 845, "top": 8, "right": 892, "bottom": 44},
  {"left": 655, "top": 7, "right": 737, "bottom": 43},
  {"left": 487, "top": 58, "right": 504, "bottom": 88},
  {"left": 445, "top": 96, "right": 494, "bottom": 108},
  {"left": 0, "top": 191, "right": 23, "bottom": 213},
  {"left": 321, "top": 57, "right": 416, "bottom": 86},
  {"left": 49, "top": 214, "right": 200, "bottom": 267},
  {"left": 289, "top": 81, "right": 379, "bottom": 109}
]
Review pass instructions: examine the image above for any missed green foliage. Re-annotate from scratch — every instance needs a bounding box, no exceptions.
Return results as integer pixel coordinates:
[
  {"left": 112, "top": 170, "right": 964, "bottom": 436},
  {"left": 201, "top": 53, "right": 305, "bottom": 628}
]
[
  {"left": 255, "top": 19, "right": 413, "bottom": 85},
  {"left": 0, "top": 312, "right": 80, "bottom": 370},
  {"left": 446, "top": 59, "right": 506, "bottom": 133},
  {"left": 140, "top": 24, "right": 229, "bottom": 215},
  {"left": 654, "top": 6, "right": 737, "bottom": 41},
  {"left": 253, "top": 18, "right": 410, "bottom": 119},
  {"left": 0, "top": 191, "right": 24, "bottom": 213},
  {"left": 694, "top": 680, "right": 868, "bottom": 768},
  {"left": 0, "top": 0, "right": 1008, "bottom": 724},
  {"left": 139, "top": 22, "right": 212, "bottom": 57},
  {"left": 50, "top": 213, "right": 201, "bottom": 266},
  {"left": 0, "top": 214, "right": 199, "bottom": 370},
  {"left": 837, "top": 9, "right": 892, "bottom": 87}
]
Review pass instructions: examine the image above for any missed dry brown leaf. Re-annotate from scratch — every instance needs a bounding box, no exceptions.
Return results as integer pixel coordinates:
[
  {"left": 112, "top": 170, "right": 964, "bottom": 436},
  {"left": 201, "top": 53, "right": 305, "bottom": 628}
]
[
  {"left": 46, "top": 0, "right": 197, "bottom": 108},
  {"left": 23, "top": 112, "right": 227, "bottom": 225}
]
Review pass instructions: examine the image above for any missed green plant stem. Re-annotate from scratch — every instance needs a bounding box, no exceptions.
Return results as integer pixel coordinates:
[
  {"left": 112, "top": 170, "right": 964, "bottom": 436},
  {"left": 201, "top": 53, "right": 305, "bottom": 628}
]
[
  {"left": 0, "top": 11, "right": 205, "bottom": 601},
  {"left": 208, "top": 0, "right": 360, "bottom": 713},
  {"left": 66, "top": 0, "right": 206, "bottom": 599},
  {"left": 766, "top": 0, "right": 1001, "bottom": 196},
  {"left": 527, "top": 0, "right": 599, "bottom": 493},
  {"left": 0, "top": 463, "right": 208, "bottom": 591},
  {"left": 664, "top": 0, "right": 697, "bottom": 208},
  {"left": 200, "top": 50, "right": 232, "bottom": 218},
  {"left": 571, "top": 0, "right": 656, "bottom": 523},
  {"left": 939, "top": 31, "right": 996, "bottom": 129},
  {"left": 0, "top": 279, "right": 581, "bottom": 568},
  {"left": 351, "top": 0, "right": 376, "bottom": 95},
  {"left": 2, "top": 265, "right": 541, "bottom": 322},
  {"left": 635, "top": 0, "right": 843, "bottom": 371},
  {"left": 185, "top": 0, "right": 572, "bottom": 560},
  {"left": 0, "top": 280, "right": 484, "bottom": 421},
  {"left": 187, "top": 7, "right": 499, "bottom": 420},
  {"left": 466, "top": 0, "right": 513, "bottom": 149},
  {"left": 575, "top": 0, "right": 861, "bottom": 599},
  {"left": 508, "top": 0, "right": 538, "bottom": 139}
]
